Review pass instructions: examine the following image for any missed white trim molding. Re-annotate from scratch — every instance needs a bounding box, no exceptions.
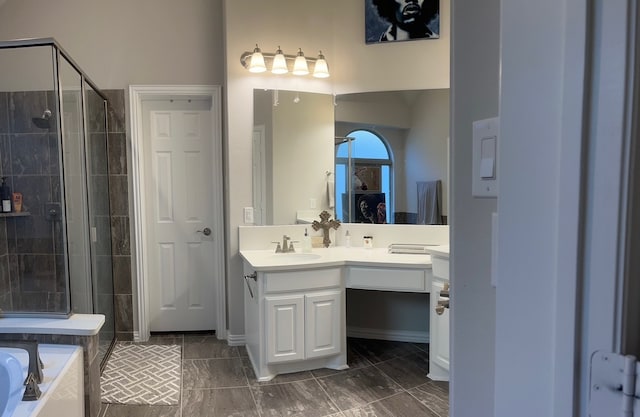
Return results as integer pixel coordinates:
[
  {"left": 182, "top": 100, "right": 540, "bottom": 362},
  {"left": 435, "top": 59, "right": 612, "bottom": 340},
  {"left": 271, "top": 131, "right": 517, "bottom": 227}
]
[
  {"left": 226, "top": 333, "right": 247, "bottom": 347},
  {"left": 129, "top": 85, "right": 227, "bottom": 341}
]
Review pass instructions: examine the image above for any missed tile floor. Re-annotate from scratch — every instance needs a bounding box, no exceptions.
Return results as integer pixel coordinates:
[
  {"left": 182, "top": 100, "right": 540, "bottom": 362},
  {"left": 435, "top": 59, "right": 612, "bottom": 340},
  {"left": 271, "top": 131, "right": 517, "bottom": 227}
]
[{"left": 99, "top": 333, "right": 449, "bottom": 417}]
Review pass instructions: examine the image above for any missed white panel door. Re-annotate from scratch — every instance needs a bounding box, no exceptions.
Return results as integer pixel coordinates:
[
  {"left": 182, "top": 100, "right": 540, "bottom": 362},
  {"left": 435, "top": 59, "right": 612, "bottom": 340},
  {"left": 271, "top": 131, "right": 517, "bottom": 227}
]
[
  {"left": 305, "top": 290, "right": 341, "bottom": 359},
  {"left": 265, "top": 294, "right": 305, "bottom": 363},
  {"left": 144, "top": 99, "right": 217, "bottom": 331}
]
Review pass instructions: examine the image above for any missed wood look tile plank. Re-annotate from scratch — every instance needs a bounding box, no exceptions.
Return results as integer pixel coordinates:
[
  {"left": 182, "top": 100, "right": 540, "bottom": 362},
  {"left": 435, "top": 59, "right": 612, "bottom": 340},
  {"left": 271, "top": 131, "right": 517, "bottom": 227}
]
[
  {"left": 341, "top": 392, "right": 439, "bottom": 417},
  {"left": 374, "top": 351, "right": 431, "bottom": 389},
  {"left": 251, "top": 379, "right": 340, "bottom": 417},
  {"left": 182, "top": 388, "right": 259, "bottom": 417},
  {"left": 182, "top": 358, "right": 248, "bottom": 389},
  {"left": 316, "top": 366, "right": 404, "bottom": 411}
]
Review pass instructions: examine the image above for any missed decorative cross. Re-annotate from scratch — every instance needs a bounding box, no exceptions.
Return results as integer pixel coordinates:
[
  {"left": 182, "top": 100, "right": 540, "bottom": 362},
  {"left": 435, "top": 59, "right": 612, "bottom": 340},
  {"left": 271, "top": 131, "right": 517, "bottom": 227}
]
[{"left": 312, "top": 210, "right": 341, "bottom": 248}]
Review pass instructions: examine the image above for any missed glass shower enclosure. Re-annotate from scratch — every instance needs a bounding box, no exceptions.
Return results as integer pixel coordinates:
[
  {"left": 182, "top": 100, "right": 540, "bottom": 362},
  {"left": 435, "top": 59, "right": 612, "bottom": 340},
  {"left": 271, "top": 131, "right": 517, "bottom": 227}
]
[{"left": 0, "top": 38, "right": 115, "bottom": 367}]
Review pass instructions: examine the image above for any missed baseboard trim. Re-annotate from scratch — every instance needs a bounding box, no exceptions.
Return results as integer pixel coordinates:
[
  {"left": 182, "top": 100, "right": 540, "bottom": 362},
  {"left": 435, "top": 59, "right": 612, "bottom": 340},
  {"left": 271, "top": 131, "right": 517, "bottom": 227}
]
[
  {"left": 226, "top": 332, "right": 246, "bottom": 346},
  {"left": 346, "top": 326, "right": 429, "bottom": 343}
]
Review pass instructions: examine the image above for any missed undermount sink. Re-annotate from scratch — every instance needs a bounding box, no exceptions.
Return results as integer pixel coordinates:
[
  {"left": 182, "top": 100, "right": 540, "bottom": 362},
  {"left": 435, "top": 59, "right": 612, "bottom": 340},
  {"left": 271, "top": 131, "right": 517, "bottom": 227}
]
[{"left": 270, "top": 253, "right": 322, "bottom": 262}]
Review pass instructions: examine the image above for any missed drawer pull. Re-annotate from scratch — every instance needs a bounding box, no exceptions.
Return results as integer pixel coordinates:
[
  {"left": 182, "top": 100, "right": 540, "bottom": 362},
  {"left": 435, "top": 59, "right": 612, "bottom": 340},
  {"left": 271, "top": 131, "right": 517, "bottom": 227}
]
[{"left": 435, "top": 305, "right": 445, "bottom": 315}]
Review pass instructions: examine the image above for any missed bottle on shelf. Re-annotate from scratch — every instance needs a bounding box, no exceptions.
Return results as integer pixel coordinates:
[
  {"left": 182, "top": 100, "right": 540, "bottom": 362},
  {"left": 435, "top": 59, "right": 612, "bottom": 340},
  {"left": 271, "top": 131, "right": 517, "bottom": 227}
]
[{"left": 0, "top": 177, "right": 11, "bottom": 213}]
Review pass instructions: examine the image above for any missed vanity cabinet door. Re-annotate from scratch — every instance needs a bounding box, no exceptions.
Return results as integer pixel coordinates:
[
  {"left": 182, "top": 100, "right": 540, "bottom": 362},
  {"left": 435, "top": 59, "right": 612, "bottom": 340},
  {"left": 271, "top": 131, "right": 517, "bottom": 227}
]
[
  {"left": 305, "top": 290, "right": 342, "bottom": 359},
  {"left": 265, "top": 294, "right": 305, "bottom": 363}
]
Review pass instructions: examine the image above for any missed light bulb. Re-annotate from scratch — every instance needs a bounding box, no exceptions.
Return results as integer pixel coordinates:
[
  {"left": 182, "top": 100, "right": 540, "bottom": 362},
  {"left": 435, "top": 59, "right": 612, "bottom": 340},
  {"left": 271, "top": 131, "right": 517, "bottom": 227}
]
[
  {"left": 292, "top": 48, "right": 309, "bottom": 76},
  {"left": 312, "top": 51, "right": 330, "bottom": 78},
  {"left": 248, "top": 44, "right": 266, "bottom": 73},
  {"left": 271, "top": 46, "right": 288, "bottom": 74}
]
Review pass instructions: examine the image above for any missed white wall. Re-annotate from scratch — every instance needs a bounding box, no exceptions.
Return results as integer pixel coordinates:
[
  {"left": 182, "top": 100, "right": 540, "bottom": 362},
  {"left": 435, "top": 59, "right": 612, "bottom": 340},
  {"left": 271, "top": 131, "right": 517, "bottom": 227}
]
[
  {"left": 406, "top": 89, "right": 449, "bottom": 216},
  {"left": 0, "top": 0, "right": 225, "bottom": 88},
  {"left": 450, "top": 0, "right": 499, "bottom": 416},
  {"left": 271, "top": 91, "right": 334, "bottom": 225},
  {"left": 224, "top": 0, "right": 450, "bottom": 338}
]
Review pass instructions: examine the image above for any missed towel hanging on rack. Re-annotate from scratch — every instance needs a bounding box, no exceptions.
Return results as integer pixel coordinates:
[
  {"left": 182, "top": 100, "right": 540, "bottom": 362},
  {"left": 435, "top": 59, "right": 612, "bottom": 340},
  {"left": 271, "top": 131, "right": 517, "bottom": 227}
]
[
  {"left": 327, "top": 177, "right": 335, "bottom": 209},
  {"left": 417, "top": 180, "right": 443, "bottom": 225}
]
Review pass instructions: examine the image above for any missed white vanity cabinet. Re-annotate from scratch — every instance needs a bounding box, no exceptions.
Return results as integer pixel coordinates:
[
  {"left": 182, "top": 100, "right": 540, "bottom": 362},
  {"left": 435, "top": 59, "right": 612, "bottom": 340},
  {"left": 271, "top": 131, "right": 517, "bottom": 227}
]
[
  {"left": 428, "top": 249, "right": 450, "bottom": 381},
  {"left": 243, "top": 262, "right": 347, "bottom": 381}
]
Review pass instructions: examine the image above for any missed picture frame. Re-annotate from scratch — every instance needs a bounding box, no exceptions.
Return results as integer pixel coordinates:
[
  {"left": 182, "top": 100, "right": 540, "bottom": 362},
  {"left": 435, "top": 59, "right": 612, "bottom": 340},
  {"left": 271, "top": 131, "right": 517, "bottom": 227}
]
[{"left": 365, "top": 0, "right": 440, "bottom": 44}]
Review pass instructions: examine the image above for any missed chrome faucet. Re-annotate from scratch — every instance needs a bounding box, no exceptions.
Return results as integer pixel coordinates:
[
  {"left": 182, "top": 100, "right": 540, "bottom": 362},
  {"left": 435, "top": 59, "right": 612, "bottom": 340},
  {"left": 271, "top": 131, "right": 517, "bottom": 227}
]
[
  {"left": 272, "top": 235, "right": 295, "bottom": 253},
  {"left": 0, "top": 339, "right": 44, "bottom": 384}
]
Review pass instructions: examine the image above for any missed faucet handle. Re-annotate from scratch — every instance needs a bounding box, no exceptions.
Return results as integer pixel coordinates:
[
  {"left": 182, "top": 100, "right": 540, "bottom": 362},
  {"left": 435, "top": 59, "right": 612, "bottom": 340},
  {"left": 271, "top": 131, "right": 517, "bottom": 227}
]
[
  {"left": 289, "top": 241, "right": 299, "bottom": 252},
  {"left": 271, "top": 241, "right": 283, "bottom": 253}
]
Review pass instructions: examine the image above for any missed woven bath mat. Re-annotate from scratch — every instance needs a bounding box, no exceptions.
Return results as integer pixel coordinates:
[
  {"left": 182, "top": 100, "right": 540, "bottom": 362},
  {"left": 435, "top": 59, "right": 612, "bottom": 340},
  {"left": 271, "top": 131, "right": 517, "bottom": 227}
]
[{"left": 101, "top": 343, "right": 181, "bottom": 405}]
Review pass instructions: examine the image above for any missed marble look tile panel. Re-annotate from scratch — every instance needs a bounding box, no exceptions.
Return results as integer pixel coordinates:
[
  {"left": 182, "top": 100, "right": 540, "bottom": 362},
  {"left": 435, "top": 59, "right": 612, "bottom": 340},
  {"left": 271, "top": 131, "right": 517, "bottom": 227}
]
[
  {"left": 11, "top": 175, "right": 53, "bottom": 216},
  {"left": 9, "top": 91, "right": 48, "bottom": 134},
  {"left": 107, "top": 133, "right": 127, "bottom": 175},
  {"left": 88, "top": 133, "right": 109, "bottom": 175},
  {"left": 110, "top": 216, "right": 130, "bottom": 256},
  {"left": 87, "top": 355, "right": 101, "bottom": 417},
  {"left": 0, "top": 135, "right": 11, "bottom": 175},
  {"left": 95, "top": 215, "right": 113, "bottom": 256},
  {"left": 250, "top": 379, "right": 340, "bottom": 417},
  {"left": 374, "top": 351, "right": 431, "bottom": 389},
  {"left": 342, "top": 392, "right": 439, "bottom": 417},
  {"left": 10, "top": 133, "right": 51, "bottom": 175},
  {"left": 114, "top": 293, "right": 134, "bottom": 332},
  {"left": 115, "top": 331, "right": 134, "bottom": 342},
  {"left": 89, "top": 175, "right": 110, "bottom": 216},
  {"left": 103, "top": 90, "right": 126, "bottom": 133},
  {"left": 183, "top": 335, "right": 241, "bottom": 359},
  {"left": 0, "top": 219, "right": 7, "bottom": 255},
  {"left": 182, "top": 388, "right": 259, "bottom": 417},
  {"left": 316, "top": 366, "right": 404, "bottom": 411},
  {"left": 0, "top": 92, "right": 9, "bottom": 134},
  {"left": 111, "top": 255, "right": 132, "bottom": 295},
  {"left": 182, "top": 358, "right": 247, "bottom": 389},
  {"left": 18, "top": 254, "right": 56, "bottom": 292},
  {"left": 408, "top": 381, "right": 450, "bottom": 417},
  {"left": 13, "top": 215, "right": 54, "bottom": 254},
  {"left": 108, "top": 175, "right": 129, "bottom": 216},
  {"left": 48, "top": 134, "right": 60, "bottom": 175}
]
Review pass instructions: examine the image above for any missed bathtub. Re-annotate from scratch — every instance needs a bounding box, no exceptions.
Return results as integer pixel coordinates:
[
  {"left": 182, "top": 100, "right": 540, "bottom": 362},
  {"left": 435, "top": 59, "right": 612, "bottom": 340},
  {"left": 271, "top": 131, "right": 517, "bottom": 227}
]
[{"left": 1, "top": 345, "right": 83, "bottom": 417}]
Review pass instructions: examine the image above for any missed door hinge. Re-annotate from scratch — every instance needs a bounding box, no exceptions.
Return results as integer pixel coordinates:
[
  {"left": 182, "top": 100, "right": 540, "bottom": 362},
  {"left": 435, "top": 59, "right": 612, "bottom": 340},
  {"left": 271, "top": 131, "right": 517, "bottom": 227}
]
[{"left": 590, "top": 350, "right": 640, "bottom": 416}]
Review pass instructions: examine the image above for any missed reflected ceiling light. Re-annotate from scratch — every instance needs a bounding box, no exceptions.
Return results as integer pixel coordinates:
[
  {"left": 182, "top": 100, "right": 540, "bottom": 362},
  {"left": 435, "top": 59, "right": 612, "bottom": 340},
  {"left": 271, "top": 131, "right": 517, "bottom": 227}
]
[
  {"left": 240, "top": 45, "right": 330, "bottom": 78},
  {"left": 271, "top": 46, "right": 288, "bottom": 74}
]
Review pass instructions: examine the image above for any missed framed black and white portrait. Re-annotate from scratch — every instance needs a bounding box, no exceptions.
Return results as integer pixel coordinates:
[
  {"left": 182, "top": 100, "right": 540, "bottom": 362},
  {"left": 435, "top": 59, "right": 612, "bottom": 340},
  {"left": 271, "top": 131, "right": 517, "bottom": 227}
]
[{"left": 365, "top": 0, "right": 440, "bottom": 44}]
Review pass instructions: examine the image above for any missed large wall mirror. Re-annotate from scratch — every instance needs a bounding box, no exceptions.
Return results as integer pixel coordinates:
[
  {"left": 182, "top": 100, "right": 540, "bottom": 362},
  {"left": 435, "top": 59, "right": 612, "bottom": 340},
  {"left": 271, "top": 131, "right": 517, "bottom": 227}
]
[{"left": 253, "top": 88, "right": 450, "bottom": 225}]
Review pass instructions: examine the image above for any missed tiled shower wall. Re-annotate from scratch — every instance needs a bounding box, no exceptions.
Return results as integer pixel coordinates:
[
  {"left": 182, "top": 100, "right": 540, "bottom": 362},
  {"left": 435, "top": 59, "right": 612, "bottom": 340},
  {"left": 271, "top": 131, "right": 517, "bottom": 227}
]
[
  {"left": 103, "top": 89, "right": 134, "bottom": 341},
  {"left": 0, "top": 89, "right": 134, "bottom": 341},
  {"left": 0, "top": 90, "right": 66, "bottom": 313}
]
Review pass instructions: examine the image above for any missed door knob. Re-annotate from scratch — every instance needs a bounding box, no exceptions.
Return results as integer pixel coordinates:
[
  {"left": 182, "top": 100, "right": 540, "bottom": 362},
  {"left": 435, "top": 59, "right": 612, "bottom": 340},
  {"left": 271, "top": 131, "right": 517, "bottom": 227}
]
[{"left": 197, "top": 227, "right": 212, "bottom": 236}]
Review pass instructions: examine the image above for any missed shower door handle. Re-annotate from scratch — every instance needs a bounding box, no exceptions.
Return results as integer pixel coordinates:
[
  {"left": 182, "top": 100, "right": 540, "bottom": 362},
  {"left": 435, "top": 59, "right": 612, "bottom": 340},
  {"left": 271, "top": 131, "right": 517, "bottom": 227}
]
[{"left": 196, "top": 227, "right": 212, "bottom": 236}]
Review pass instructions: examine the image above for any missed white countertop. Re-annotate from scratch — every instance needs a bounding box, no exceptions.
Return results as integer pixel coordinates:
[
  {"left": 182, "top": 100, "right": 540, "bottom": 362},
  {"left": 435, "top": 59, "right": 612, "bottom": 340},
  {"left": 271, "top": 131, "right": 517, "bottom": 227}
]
[
  {"left": 427, "top": 245, "right": 450, "bottom": 258},
  {"left": 240, "top": 247, "right": 432, "bottom": 272},
  {"left": 0, "top": 313, "right": 105, "bottom": 336}
]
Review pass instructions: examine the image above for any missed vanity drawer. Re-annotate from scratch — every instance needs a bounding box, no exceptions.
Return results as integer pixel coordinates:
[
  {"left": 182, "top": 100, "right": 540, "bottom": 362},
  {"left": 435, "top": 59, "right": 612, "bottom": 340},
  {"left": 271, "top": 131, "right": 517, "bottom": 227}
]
[
  {"left": 432, "top": 257, "right": 449, "bottom": 280},
  {"left": 264, "top": 268, "right": 341, "bottom": 293},
  {"left": 346, "top": 267, "right": 428, "bottom": 292}
]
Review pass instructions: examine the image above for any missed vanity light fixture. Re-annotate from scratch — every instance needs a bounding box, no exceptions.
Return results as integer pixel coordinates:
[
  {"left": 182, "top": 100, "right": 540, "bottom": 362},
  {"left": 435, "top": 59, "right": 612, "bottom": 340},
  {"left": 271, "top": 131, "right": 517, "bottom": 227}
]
[{"left": 240, "top": 45, "right": 330, "bottom": 78}]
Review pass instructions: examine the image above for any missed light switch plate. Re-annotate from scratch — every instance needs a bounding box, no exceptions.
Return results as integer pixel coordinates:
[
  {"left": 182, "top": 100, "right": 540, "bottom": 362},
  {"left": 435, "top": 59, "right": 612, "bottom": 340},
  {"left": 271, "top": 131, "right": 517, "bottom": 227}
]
[
  {"left": 243, "top": 207, "right": 254, "bottom": 224},
  {"left": 472, "top": 117, "right": 499, "bottom": 197}
]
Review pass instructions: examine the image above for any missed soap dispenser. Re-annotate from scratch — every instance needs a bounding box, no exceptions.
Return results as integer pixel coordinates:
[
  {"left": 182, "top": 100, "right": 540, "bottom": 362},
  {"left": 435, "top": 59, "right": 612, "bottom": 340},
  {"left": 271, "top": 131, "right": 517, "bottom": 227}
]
[
  {"left": 0, "top": 177, "right": 11, "bottom": 213},
  {"left": 344, "top": 230, "right": 351, "bottom": 248},
  {"left": 302, "top": 228, "right": 312, "bottom": 253}
]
